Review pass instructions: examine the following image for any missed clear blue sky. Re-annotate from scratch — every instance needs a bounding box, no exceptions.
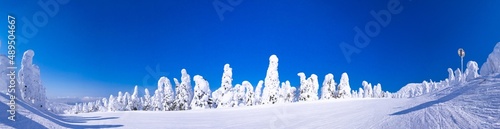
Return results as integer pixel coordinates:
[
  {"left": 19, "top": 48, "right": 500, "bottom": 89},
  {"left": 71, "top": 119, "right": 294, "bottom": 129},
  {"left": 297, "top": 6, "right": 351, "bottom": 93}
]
[{"left": 1, "top": 0, "right": 499, "bottom": 98}]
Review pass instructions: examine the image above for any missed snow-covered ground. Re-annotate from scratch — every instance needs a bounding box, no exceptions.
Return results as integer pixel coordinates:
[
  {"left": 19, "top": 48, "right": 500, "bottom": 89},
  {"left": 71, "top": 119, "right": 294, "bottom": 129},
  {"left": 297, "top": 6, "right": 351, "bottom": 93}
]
[{"left": 1, "top": 74, "right": 499, "bottom": 128}]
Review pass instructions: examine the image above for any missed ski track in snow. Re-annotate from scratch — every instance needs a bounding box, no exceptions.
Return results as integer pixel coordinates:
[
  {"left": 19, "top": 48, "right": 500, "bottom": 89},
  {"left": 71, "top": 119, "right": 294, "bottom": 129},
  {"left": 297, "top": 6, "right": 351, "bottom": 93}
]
[{"left": 1, "top": 76, "right": 499, "bottom": 129}]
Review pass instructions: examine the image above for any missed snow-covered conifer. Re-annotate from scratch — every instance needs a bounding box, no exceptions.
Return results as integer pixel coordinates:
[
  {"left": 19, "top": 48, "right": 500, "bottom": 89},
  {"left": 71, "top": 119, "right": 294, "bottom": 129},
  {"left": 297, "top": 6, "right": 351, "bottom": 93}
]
[
  {"left": 262, "top": 55, "right": 280, "bottom": 105},
  {"left": 191, "top": 75, "right": 212, "bottom": 109},
  {"left": 254, "top": 80, "right": 264, "bottom": 105},
  {"left": 17, "top": 50, "right": 47, "bottom": 109},
  {"left": 321, "top": 73, "right": 336, "bottom": 100},
  {"left": 465, "top": 61, "right": 479, "bottom": 81},
  {"left": 159, "top": 77, "right": 175, "bottom": 111},
  {"left": 242, "top": 81, "right": 254, "bottom": 106},
  {"left": 174, "top": 69, "right": 192, "bottom": 110},
  {"left": 337, "top": 73, "right": 351, "bottom": 98},
  {"left": 130, "top": 85, "right": 141, "bottom": 110},
  {"left": 142, "top": 88, "right": 151, "bottom": 111},
  {"left": 362, "top": 81, "right": 372, "bottom": 98}
]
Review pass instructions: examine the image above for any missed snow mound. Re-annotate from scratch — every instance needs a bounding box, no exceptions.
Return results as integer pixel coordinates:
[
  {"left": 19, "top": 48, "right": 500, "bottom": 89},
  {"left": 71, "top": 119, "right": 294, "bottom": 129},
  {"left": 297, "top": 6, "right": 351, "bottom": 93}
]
[{"left": 481, "top": 42, "right": 500, "bottom": 75}]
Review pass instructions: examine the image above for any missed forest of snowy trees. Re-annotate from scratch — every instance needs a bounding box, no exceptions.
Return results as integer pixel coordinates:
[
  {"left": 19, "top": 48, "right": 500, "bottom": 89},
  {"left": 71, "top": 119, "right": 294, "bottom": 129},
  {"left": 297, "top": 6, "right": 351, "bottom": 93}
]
[
  {"left": 1, "top": 49, "right": 483, "bottom": 114},
  {"left": 67, "top": 55, "right": 396, "bottom": 114}
]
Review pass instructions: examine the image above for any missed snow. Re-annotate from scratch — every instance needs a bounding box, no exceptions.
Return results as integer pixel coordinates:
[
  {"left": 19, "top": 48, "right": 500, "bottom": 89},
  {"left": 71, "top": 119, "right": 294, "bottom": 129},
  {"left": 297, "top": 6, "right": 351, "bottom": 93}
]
[
  {"left": 2, "top": 44, "right": 500, "bottom": 128},
  {"left": 17, "top": 50, "right": 47, "bottom": 110},
  {"left": 0, "top": 55, "right": 9, "bottom": 93},
  {"left": 2, "top": 74, "right": 499, "bottom": 128},
  {"left": 480, "top": 42, "right": 500, "bottom": 75}
]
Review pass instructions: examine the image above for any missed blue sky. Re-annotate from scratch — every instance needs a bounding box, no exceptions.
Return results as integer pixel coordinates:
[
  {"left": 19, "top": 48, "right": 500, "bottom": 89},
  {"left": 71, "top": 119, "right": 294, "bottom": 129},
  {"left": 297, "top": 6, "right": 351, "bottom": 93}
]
[{"left": 1, "top": 0, "right": 499, "bottom": 98}]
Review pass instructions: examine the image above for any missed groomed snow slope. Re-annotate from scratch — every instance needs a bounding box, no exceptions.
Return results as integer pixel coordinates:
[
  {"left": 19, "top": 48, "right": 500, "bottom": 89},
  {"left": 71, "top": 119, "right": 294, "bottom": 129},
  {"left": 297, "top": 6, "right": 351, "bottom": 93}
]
[{"left": 44, "top": 74, "right": 498, "bottom": 128}]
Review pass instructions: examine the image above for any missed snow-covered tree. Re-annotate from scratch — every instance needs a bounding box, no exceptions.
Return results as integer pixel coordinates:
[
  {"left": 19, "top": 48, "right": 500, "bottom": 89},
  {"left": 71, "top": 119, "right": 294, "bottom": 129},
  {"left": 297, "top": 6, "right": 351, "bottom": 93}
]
[
  {"left": 213, "top": 64, "right": 234, "bottom": 108},
  {"left": 254, "top": 80, "right": 264, "bottom": 105},
  {"left": 373, "top": 83, "right": 382, "bottom": 98},
  {"left": 321, "top": 73, "right": 336, "bottom": 100},
  {"left": 124, "top": 92, "right": 131, "bottom": 111},
  {"left": 358, "top": 87, "right": 364, "bottom": 98},
  {"left": 480, "top": 42, "right": 500, "bottom": 75},
  {"left": 130, "top": 85, "right": 142, "bottom": 110},
  {"left": 116, "top": 91, "right": 125, "bottom": 111},
  {"left": 173, "top": 69, "right": 192, "bottom": 110},
  {"left": 262, "top": 55, "right": 280, "bottom": 105},
  {"left": 232, "top": 84, "right": 243, "bottom": 107},
  {"left": 100, "top": 98, "right": 108, "bottom": 112},
  {"left": 447, "top": 68, "right": 455, "bottom": 82},
  {"left": 159, "top": 77, "right": 175, "bottom": 111},
  {"left": 152, "top": 89, "right": 163, "bottom": 111},
  {"left": 235, "top": 84, "right": 246, "bottom": 106},
  {"left": 465, "top": 61, "right": 479, "bottom": 81},
  {"left": 191, "top": 75, "right": 212, "bottom": 110},
  {"left": 454, "top": 68, "right": 464, "bottom": 83},
  {"left": 17, "top": 50, "right": 47, "bottom": 109},
  {"left": 362, "top": 81, "right": 372, "bottom": 98},
  {"left": 242, "top": 81, "right": 255, "bottom": 106},
  {"left": 142, "top": 88, "right": 152, "bottom": 111},
  {"left": 298, "top": 73, "right": 319, "bottom": 101},
  {"left": 337, "top": 72, "right": 351, "bottom": 98},
  {"left": 284, "top": 81, "right": 296, "bottom": 103},
  {"left": 108, "top": 95, "right": 116, "bottom": 111}
]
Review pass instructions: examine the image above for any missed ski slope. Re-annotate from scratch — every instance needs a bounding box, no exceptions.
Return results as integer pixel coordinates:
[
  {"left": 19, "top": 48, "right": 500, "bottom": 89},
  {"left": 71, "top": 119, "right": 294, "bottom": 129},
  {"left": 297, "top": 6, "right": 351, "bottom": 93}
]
[{"left": 2, "top": 74, "right": 498, "bottom": 128}]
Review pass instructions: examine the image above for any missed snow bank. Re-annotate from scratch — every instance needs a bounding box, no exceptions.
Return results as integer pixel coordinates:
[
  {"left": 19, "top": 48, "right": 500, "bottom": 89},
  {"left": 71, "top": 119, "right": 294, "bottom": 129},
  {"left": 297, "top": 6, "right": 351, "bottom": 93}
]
[{"left": 480, "top": 42, "right": 500, "bottom": 75}]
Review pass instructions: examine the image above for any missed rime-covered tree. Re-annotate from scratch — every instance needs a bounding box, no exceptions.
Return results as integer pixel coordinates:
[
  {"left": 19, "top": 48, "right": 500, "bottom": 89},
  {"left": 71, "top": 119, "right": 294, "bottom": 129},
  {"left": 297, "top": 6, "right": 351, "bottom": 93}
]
[
  {"left": 299, "top": 73, "right": 319, "bottom": 101},
  {"left": 337, "top": 72, "right": 351, "bottom": 98},
  {"left": 358, "top": 87, "right": 364, "bottom": 98},
  {"left": 152, "top": 89, "right": 163, "bottom": 111},
  {"left": 191, "top": 75, "right": 212, "bottom": 109},
  {"left": 108, "top": 95, "right": 116, "bottom": 111},
  {"left": 254, "top": 80, "right": 264, "bottom": 105},
  {"left": 17, "top": 50, "right": 47, "bottom": 109},
  {"left": 465, "top": 61, "right": 479, "bottom": 81},
  {"left": 455, "top": 68, "right": 464, "bottom": 83},
  {"left": 362, "top": 81, "right": 372, "bottom": 98},
  {"left": 242, "top": 81, "right": 255, "bottom": 106},
  {"left": 262, "top": 55, "right": 280, "bottom": 105},
  {"left": 373, "top": 83, "right": 382, "bottom": 98},
  {"left": 124, "top": 92, "right": 131, "bottom": 111},
  {"left": 235, "top": 84, "right": 246, "bottom": 106},
  {"left": 213, "top": 64, "right": 234, "bottom": 108},
  {"left": 173, "top": 69, "right": 192, "bottom": 110},
  {"left": 320, "top": 73, "right": 336, "bottom": 100},
  {"left": 130, "top": 85, "right": 142, "bottom": 110},
  {"left": 159, "top": 76, "right": 175, "bottom": 111},
  {"left": 283, "top": 81, "right": 296, "bottom": 103},
  {"left": 142, "top": 88, "right": 152, "bottom": 111}
]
